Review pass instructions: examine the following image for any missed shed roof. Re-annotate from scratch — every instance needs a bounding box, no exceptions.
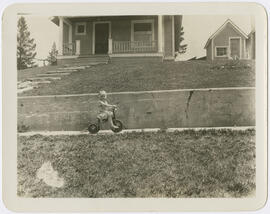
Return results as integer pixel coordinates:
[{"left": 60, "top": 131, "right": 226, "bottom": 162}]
[
  {"left": 204, "top": 19, "right": 248, "bottom": 49},
  {"left": 248, "top": 29, "right": 255, "bottom": 38}
]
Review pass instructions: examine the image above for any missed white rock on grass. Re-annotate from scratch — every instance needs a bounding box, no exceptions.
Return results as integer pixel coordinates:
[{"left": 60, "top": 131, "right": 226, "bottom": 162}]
[
  {"left": 17, "top": 86, "right": 34, "bottom": 94},
  {"left": 36, "top": 161, "right": 64, "bottom": 188},
  {"left": 17, "top": 81, "right": 33, "bottom": 89}
]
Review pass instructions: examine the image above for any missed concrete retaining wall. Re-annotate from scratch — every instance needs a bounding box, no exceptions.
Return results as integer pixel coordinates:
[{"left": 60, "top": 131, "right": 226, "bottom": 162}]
[{"left": 18, "top": 88, "right": 255, "bottom": 131}]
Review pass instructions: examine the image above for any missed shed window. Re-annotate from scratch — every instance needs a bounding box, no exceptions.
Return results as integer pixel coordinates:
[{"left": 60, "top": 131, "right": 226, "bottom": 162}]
[
  {"left": 75, "top": 23, "right": 86, "bottom": 35},
  {"left": 216, "top": 47, "right": 228, "bottom": 57}
]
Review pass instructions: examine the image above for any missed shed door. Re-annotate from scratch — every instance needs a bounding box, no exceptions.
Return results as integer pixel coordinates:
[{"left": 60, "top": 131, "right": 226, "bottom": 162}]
[{"left": 230, "top": 38, "right": 240, "bottom": 59}]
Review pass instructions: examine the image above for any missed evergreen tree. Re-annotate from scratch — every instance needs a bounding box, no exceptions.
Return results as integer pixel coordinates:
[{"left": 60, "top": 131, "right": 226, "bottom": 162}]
[
  {"left": 47, "top": 42, "right": 58, "bottom": 65},
  {"left": 177, "top": 26, "right": 187, "bottom": 55},
  {"left": 17, "top": 16, "right": 37, "bottom": 70}
]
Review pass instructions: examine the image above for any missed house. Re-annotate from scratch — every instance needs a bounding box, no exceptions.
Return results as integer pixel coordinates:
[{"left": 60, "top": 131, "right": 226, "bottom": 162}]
[
  {"left": 50, "top": 16, "right": 182, "bottom": 63},
  {"left": 204, "top": 19, "right": 255, "bottom": 61}
]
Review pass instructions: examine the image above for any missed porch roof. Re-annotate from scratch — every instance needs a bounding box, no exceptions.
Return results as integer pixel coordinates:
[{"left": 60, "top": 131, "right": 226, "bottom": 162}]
[
  {"left": 50, "top": 15, "right": 180, "bottom": 26},
  {"left": 50, "top": 16, "right": 107, "bottom": 26}
]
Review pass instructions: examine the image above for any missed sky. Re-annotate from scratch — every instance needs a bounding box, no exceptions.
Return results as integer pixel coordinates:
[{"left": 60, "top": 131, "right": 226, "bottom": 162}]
[
  {"left": 23, "top": 15, "right": 254, "bottom": 65},
  {"left": 23, "top": 16, "right": 59, "bottom": 66}
]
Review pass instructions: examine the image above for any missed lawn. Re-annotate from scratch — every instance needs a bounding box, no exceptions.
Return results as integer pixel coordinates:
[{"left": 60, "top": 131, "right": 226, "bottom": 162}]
[
  {"left": 17, "top": 129, "right": 255, "bottom": 198},
  {"left": 18, "top": 65, "right": 65, "bottom": 82},
  {"left": 19, "top": 60, "right": 255, "bottom": 96}
]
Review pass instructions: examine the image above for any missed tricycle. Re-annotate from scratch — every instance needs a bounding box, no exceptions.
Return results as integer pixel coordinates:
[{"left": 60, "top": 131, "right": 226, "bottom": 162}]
[{"left": 88, "top": 106, "right": 123, "bottom": 134}]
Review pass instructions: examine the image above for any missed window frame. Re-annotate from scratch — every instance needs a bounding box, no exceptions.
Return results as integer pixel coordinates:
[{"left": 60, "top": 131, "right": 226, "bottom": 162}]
[
  {"left": 75, "top": 22, "right": 86, "bottom": 36},
  {"left": 131, "top": 19, "right": 155, "bottom": 42},
  {"left": 215, "top": 46, "right": 228, "bottom": 57}
]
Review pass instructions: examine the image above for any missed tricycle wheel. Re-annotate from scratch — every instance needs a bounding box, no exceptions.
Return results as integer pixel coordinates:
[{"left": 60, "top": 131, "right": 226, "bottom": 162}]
[
  {"left": 112, "top": 120, "right": 123, "bottom": 133},
  {"left": 88, "top": 123, "right": 100, "bottom": 134}
]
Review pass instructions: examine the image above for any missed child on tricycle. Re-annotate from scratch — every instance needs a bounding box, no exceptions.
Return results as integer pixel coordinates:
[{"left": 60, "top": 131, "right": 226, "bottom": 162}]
[{"left": 88, "top": 90, "right": 123, "bottom": 134}]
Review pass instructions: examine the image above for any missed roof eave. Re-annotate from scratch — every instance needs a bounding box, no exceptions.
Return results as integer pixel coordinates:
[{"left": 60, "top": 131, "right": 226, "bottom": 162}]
[
  {"left": 49, "top": 16, "right": 59, "bottom": 26},
  {"left": 204, "top": 39, "right": 211, "bottom": 49},
  {"left": 205, "top": 19, "right": 249, "bottom": 46}
]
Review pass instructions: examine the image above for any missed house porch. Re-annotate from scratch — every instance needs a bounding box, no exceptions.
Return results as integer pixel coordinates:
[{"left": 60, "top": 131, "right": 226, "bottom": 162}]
[{"left": 53, "top": 15, "right": 179, "bottom": 60}]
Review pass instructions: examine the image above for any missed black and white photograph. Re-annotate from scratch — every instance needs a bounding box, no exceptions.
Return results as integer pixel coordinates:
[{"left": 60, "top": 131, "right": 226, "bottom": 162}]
[{"left": 1, "top": 2, "right": 268, "bottom": 212}]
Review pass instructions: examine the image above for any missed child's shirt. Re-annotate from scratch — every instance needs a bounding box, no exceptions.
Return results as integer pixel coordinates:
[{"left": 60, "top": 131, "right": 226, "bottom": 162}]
[{"left": 98, "top": 100, "right": 110, "bottom": 113}]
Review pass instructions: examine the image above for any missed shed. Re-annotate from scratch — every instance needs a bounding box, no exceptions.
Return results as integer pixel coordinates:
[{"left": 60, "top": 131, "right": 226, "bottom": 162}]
[{"left": 204, "top": 19, "right": 248, "bottom": 60}]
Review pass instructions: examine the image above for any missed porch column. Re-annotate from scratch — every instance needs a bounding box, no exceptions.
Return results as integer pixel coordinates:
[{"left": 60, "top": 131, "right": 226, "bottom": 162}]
[
  {"left": 171, "top": 16, "right": 175, "bottom": 57},
  {"left": 58, "top": 17, "right": 63, "bottom": 55},
  {"left": 158, "top": 15, "right": 163, "bottom": 53},
  {"left": 108, "top": 38, "right": 113, "bottom": 54},
  {"left": 75, "top": 40, "right": 80, "bottom": 55},
  {"left": 68, "top": 22, "right": 72, "bottom": 44}
]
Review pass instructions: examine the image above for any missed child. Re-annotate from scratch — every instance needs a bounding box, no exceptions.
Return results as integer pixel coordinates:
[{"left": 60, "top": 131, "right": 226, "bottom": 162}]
[{"left": 97, "top": 90, "right": 118, "bottom": 129}]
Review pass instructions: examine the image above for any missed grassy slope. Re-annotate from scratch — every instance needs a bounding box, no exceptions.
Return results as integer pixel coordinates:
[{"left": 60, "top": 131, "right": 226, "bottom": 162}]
[
  {"left": 18, "top": 129, "right": 255, "bottom": 198},
  {"left": 19, "top": 60, "right": 255, "bottom": 96},
  {"left": 18, "top": 65, "right": 64, "bottom": 82}
]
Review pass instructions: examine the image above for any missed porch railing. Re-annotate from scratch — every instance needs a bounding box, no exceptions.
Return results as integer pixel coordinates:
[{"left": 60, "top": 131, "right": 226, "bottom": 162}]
[
  {"left": 112, "top": 40, "right": 157, "bottom": 53},
  {"left": 63, "top": 43, "right": 76, "bottom": 55}
]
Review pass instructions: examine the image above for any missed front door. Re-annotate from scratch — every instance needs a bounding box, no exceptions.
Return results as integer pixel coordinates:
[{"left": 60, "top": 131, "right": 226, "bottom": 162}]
[
  {"left": 95, "top": 23, "right": 109, "bottom": 54},
  {"left": 230, "top": 38, "right": 241, "bottom": 59}
]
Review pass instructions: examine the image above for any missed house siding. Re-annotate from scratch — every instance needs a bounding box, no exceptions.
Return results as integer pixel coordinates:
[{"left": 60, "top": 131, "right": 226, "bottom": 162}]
[
  {"left": 206, "top": 41, "right": 212, "bottom": 61},
  {"left": 246, "top": 31, "right": 255, "bottom": 59},
  {"left": 213, "top": 22, "right": 246, "bottom": 60},
  {"left": 111, "top": 19, "right": 130, "bottom": 41},
  {"left": 72, "top": 21, "right": 93, "bottom": 55}
]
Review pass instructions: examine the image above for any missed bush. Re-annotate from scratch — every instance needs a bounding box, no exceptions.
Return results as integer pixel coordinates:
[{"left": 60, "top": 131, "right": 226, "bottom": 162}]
[{"left": 17, "top": 124, "right": 29, "bottom": 132}]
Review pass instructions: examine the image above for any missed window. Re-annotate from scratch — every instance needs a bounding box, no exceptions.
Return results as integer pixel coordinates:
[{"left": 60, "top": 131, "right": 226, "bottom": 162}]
[
  {"left": 216, "top": 47, "right": 228, "bottom": 57},
  {"left": 75, "top": 22, "right": 86, "bottom": 35},
  {"left": 131, "top": 20, "right": 154, "bottom": 42},
  {"left": 134, "top": 23, "right": 152, "bottom": 32}
]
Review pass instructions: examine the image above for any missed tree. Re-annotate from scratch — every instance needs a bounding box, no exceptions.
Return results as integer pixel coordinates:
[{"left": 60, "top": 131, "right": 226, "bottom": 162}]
[
  {"left": 47, "top": 42, "right": 58, "bottom": 65},
  {"left": 177, "top": 26, "right": 187, "bottom": 55},
  {"left": 17, "top": 16, "right": 37, "bottom": 70},
  {"left": 174, "top": 15, "right": 187, "bottom": 55}
]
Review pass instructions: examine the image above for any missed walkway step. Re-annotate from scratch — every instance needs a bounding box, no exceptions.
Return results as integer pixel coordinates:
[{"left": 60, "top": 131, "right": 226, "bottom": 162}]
[
  {"left": 35, "top": 81, "right": 51, "bottom": 84},
  {"left": 37, "top": 73, "right": 70, "bottom": 77},
  {"left": 46, "top": 70, "right": 78, "bottom": 74},
  {"left": 59, "top": 66, "right": 88, "bottom": 70},
  {"left": 27, "top": 77, "right": 61, "bottom": 81},
  {"left": 77, "top": 54, "right": 109, "bottom": 58}
]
